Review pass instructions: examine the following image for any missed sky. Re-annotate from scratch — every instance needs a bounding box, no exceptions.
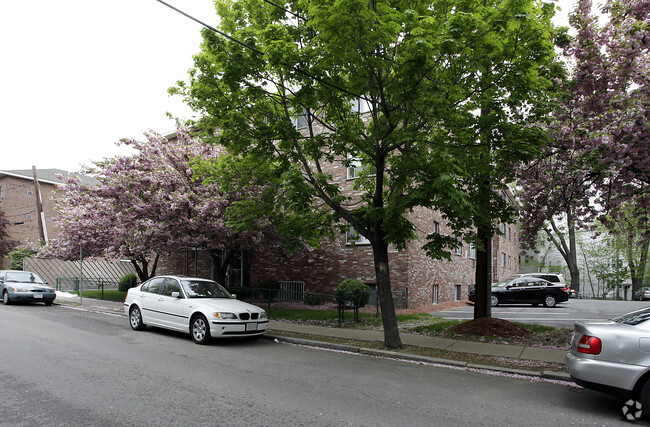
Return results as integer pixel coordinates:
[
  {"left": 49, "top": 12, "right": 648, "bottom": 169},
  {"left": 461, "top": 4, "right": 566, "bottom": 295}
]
[{"left": 0, "top": 0, "right": 578, "bottom": 173}]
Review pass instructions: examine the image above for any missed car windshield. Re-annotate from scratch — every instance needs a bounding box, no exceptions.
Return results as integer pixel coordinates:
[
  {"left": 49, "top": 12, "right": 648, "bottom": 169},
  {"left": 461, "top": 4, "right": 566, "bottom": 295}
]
[
  {"left": 613, "top": 308, "right": 650, "bottom": 326},
  {"left": 181, "top": 280, "right": 232, "bottom": 299},
  {"left": 5, "top": 271, "right": 46, "bottom": 284},
  {"left": 494, "top": 276, "right": 520, "bottom": 287}
]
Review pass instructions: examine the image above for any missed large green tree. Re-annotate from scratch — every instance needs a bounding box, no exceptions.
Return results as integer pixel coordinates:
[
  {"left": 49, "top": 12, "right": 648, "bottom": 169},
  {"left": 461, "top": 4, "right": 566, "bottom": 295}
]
[{"left": 173, "top": 0, "right": 558, "bottom": 348}]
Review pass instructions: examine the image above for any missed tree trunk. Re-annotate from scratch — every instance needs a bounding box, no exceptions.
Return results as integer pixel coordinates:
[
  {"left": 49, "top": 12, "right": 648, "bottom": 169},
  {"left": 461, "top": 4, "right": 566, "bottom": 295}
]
[
  {"left": 567, "top": 222, "right": 580, "bottom": 293},
  {"left": 371, "top": 238, "right": 402, "bottom": 349},
  {"left": 473, "top": 227, "right": 492, "bottom": 319},
  {"left": 211, "top": 249, "right": 237, "bottom": 285}
]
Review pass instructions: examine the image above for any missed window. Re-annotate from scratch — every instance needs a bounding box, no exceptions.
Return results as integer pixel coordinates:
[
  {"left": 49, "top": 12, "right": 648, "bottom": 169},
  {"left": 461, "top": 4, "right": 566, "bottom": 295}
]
[
  {"left": 433, "top": 221, "right": 440, "bottom": 234},
  {"left": 346, "top": 154, "right": 374, "bottom": 179},
  {"left": 432, "top": 284, "right": 439, "bottom": 304},
  {"left": 501, "top": 252, "right": 507, "bottom": 267},
  {"left": 347, "top": 156, "right": 364, "bottom": 179},
  {"left": 346, "top": 225, "right": 370, "bottom": 245},
  {"left": 291, "top": 108, "right": 308, "bottom": 129},
  {"left": 469, "top": 243, "right": 476, "bottom": 259},
  {"left": 454, "top": 237, "right": 462, "bottom": 256},
  {"left": 350, "top": 98, "right": 371, "bottom": 113},
  {"left": 508, "top": 227, "right": 512, "bottom": 242},
  {"left": 454, "top": 285, "right": 462, "bottom": 301}
]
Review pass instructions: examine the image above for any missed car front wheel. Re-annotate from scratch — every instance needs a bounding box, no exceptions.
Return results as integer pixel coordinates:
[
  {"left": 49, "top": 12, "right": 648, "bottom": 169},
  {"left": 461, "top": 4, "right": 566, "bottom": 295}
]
[
  {"left": 191, "top": 314, "right": 211, "bottom": 345},
  {"left": 490, "top": 295, "right": 499, "bottom": 307},
  {"left": 543, "top": 294, "right": 557, "bottom": 308},
  {"left": 637, "top": 379, "right": 650, "bottom": 419},
  {"left": 2, "top": 291, "right": 10, "bottom": 305},
  {"left": 129, "top": 306, "right": 146, "bottom": 330}
]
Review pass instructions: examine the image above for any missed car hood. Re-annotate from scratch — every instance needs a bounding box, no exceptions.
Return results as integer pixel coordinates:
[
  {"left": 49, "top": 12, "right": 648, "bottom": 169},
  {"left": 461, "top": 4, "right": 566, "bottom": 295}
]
[
  {"left": 4, "top": 281, "right": 53, "bottom": 290},
  {"left": 188, "top": 298, "right": 264, "bottom": 313}
]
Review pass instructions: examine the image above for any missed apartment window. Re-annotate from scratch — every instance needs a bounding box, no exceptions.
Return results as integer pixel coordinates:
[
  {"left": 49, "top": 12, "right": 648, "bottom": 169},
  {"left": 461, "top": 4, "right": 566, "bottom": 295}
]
[
  {"left": 350, "top": 98, "right": 371, "bottom": 113},
  {"left": 433, "top": 221, "right": 440, "bottom": 234},
  {"left": 501, "top": 252, "right": 507, "bottom": 267},
  {"left": 432, "top": 284, "right": 439, "bottom": 304},
  {"left": 291, "top": 108, "right": 308, "bottom": 129},
  {"left": 346, "top": 154, "right": 374, "bottom": 179},
  {"left": 454, "top": 285, "right": 462, "bottom": 301},
  {"left": 454, "top": 237, "right": 462, "bottom": 256},
  {"left": 346, "top": 225, "right": 371, "bottom": 245},
  {"left": 347, "top": 155, "right": 364, "bottom": 179},
  {"left": 469, "top": 244, "right": 476, "bottom": 259},
  {"left": 508, "top": 227, "right": 512, "bottom": 242}
]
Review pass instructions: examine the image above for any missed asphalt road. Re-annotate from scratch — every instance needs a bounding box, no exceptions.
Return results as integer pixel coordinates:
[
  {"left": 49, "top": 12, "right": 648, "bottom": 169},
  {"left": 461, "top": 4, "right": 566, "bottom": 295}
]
[
  {"left": 433, "top": 299, "right": 650, "bottom": 328},
  {"left": 0, "top": 302, "right": 642, "bottom": 426}
]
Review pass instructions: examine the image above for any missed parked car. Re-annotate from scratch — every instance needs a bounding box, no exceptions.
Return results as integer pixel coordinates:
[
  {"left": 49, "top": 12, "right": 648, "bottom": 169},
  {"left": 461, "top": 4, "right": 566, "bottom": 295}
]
[
  {"left": 123, "top": 275, "right": 268, "bottom": 344},
  {"left": 566, "top": 307, "right": 650, "bottom": 419},
  {"left": 635, "top": 287, "right": 650, "bottom": 301},
  {"left": 0, "top": 270, "right": 56, "bottom": 306},
  {"left": 468, "top": 275, "right": 569, "bottom": 308},
  {"left": 519, "top": 272, "right": 575, "bottom": 297}
]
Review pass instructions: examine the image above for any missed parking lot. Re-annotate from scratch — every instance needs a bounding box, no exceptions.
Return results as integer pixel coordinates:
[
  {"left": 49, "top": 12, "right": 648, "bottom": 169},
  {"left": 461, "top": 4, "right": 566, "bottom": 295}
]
[{"left": 433, "top": 299, "right": 650, "bottom": 328}]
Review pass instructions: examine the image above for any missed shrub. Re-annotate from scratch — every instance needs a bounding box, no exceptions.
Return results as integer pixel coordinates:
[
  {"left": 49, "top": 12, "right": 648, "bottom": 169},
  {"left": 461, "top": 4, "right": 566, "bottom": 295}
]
[
  {"left": 259, "top": 279, "right": 282, "bottom": 300},
  {"left": 304, "top": 293, "right": 325, "bottom": 306},
  {"left": 226, "top": 286, "right": 254, "bottom": 300},
  {"left": 336, "top": 279, "right": 370, "bottom": 307},
  {"left": 118, "top": 273, "right": 137, "bottom": 292}
]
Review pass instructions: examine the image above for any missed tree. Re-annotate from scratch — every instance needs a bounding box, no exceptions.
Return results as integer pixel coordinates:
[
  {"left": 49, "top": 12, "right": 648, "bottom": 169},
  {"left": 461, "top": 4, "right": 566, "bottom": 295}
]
[
  {"left": 518, "top": 0, "right": 649, "bottom": 293},
  {"left": 0, "top": 207, "right": 17, "bottom": 260},
  {"left": 45, "top": 125, "right": 311, "bottom": 282},
  {"left": 173, "top": 0, "right": 559, "bottom": 346}
]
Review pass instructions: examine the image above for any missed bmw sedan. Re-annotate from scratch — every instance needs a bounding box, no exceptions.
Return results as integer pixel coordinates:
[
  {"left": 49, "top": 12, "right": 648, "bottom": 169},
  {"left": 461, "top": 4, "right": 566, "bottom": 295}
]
[
  {"left": 566, "top": 307, "right": 650, "bottom": 419},
  {"left": 468, "top": 275, "right": 569, "bottom": 308},
  {"left": 124, "top": 275, "right": 268, "bottom": 344},
  {"left": 0, "top": 270, "right": 56, "bottom": 305}
]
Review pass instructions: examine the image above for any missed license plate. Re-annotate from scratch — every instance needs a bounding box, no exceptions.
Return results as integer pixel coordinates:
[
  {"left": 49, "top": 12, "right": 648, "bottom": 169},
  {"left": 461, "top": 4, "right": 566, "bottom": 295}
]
[
  {"left": 246, "top": 323, "right": 257, "bottom": 331},
  {"left": 34, "top": 293, "right": 43, "bottom": 299}
]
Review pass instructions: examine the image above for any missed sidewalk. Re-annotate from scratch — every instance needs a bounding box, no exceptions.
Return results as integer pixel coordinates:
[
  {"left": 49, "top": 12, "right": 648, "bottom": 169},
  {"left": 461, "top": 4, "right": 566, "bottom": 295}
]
[{"left": 56, "top": 293, "right": 570, "bottom": 381}]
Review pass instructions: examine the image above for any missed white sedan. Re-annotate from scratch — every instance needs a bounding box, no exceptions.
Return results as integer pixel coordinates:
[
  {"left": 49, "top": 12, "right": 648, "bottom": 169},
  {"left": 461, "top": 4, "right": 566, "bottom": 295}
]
[{"left": 124, "top": 275, "right": 268, "bottom": 344}]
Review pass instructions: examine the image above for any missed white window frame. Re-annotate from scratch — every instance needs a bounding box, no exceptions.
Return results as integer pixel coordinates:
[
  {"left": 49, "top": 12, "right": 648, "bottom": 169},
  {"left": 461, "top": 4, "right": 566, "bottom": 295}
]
[
  {"left": 433, "top": 221, "right": 440, "bottom": 234},
  {"left": 501, "top": 252, "right": 507, "bottom": 267},
  {"left": 346, "top": 225, "right": 371, "bottom": 245},
  {"left": 291, "top": 108, "right": 308, "bottom": 129},
  {"left": 350, "top": 98, "right": 372, "bottom": 113},
  {"left": 469, "top": 243, "right": 476, "bottom": 259},
  {"left": 432, "top": 284, "right": 439, "bottom": 304},
  {"left": 454, "top": 237, "right": 462, "bottom": 256}
]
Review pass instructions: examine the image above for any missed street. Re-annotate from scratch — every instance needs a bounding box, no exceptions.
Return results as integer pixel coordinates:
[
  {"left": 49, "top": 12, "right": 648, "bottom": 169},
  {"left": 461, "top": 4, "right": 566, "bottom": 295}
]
[
  {"left": 0, "top": 303, "right": 642, "bottom": 426},
  {"left": 434, "top": 299, "right": 650, "bottom": 328}
]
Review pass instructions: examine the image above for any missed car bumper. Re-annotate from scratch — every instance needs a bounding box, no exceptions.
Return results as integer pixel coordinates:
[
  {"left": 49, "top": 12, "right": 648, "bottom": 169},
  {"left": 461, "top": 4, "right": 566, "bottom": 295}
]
[
  {"left": 210, "top": 320, "right": 269, "bottom": 337},
  {"left": 8, "top": 291, "right": 56, "bottom": 303},
  {"left": 565, "top": 352, "right": 647, "bottom": 396}
]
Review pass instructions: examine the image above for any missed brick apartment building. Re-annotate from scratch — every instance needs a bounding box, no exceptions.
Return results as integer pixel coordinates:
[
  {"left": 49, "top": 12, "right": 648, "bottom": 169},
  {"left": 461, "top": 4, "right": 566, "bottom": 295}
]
[
  {"left": 0, "top": 169, "right": 98, "bottom": 268},
  {"left": 159, "top": 124, "right": 521, "bottom": 307}
]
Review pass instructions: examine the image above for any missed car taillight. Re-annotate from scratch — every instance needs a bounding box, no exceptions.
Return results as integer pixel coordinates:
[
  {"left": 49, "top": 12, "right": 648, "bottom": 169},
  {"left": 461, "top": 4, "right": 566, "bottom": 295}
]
[{"left": 577, "top": 335, "right": 602, "bottom": 355}]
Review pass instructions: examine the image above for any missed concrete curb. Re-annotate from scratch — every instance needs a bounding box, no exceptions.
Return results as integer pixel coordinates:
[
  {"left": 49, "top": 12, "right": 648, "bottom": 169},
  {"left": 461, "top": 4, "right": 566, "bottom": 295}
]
[{"left": 265, "top": 334, "right": 570, "bottom": 381}]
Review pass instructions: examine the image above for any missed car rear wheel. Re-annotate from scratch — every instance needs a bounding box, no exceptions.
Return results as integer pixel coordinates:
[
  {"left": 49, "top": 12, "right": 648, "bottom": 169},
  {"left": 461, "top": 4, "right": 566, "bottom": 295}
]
[
  {"left": 543, "top": 294, "right": 557, "bottom": 308},
  {"left": 490, "top": 295, "right": 499, "bottom": 307},
  {"left": 129, "top": 306, "right": 146, "bottom": 330},
  {"left": 2, "top": 291, "right": 10, "bottom": 305},
  {"left": 191, "top": 314, "right": 211, "bottom": 345},
  {"left": 44, "top": 300, "right": 53, "bottom": 306}
]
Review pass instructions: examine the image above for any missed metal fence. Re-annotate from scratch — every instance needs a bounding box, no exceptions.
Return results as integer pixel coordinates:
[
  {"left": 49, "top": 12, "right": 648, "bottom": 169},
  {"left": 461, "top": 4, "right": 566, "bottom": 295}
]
[{"left": 55, "top": 277, "right": 121, "bottom": 292}]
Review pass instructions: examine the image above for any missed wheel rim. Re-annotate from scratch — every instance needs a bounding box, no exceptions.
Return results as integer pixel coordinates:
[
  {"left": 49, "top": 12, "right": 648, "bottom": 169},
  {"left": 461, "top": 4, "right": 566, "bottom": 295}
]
[
  {"left": 545, "top": 295, "right": 556, "bottom": 307},
  {"left": 193, "top": 318, "right": 206, "bottom": 341},
  {"left": 130, "top": 308, "right": 141, "bottom": 328},
  {"left": 490, "top": 295, "right": 498, "bottom": 307},
  {"left": 3, "top": 292, "right": 7, "bottom": 304}
]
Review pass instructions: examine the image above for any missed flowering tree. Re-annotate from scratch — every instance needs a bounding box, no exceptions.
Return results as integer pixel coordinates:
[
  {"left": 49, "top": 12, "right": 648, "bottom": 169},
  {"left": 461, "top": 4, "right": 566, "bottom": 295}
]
[
  {"left": 46, "top": 125, "right": 313, "bottom": 282},
  {"left": 518, "top": 0, "right": 649, "bottom": 292}
]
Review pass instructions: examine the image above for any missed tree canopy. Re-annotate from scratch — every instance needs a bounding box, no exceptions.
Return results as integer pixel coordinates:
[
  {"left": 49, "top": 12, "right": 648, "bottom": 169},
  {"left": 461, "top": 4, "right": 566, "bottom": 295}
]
[
  {"left": 44, "top": 125, "right": 317, "bottom": 282},
  {"left": 173, "top": 0, "right": 559, "bottom": 347}
]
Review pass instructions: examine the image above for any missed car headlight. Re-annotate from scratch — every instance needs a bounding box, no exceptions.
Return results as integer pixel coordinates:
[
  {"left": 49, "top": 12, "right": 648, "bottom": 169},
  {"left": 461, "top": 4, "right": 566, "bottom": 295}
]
[
  {"left": 259, "top": 311, "right": 267, "bottom": 319},
  {"left": 213, "top": 312, "right": 237, "bottom": 319}
]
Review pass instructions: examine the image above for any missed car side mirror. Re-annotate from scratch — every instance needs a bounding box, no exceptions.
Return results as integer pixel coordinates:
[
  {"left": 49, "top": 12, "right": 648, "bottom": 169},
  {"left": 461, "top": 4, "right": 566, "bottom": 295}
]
[
  {"left": 171, "top": 291, "right": 181, "bottom": 298},
  {"left": 505, "top": 285, "right": 511, "bottom": 289}
]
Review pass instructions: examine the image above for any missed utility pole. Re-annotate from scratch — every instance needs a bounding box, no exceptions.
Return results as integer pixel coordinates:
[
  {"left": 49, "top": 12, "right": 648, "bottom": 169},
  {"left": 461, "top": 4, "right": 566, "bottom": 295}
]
[{"left": 32, "top": 166, "right": 48, "bottom": 244}]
